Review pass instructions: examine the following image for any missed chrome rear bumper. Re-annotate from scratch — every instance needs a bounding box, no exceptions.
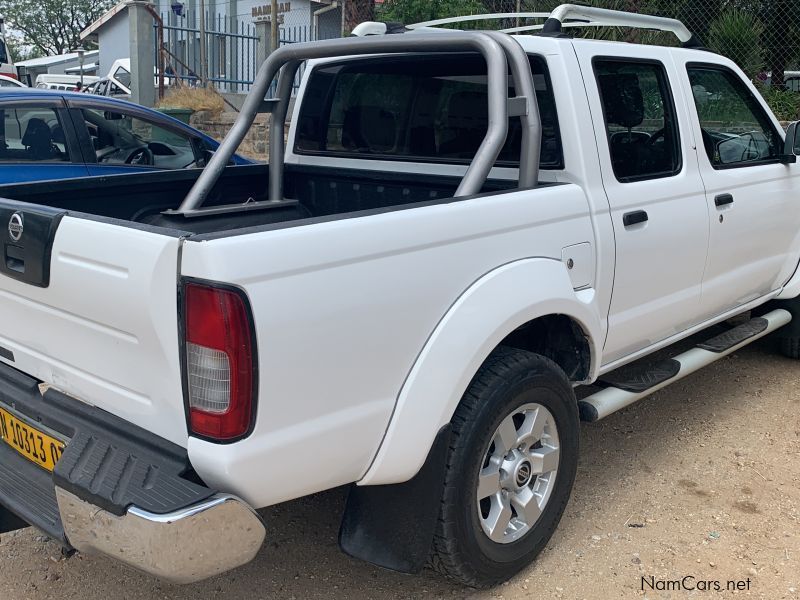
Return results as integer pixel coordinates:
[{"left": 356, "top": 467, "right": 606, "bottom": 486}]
[
  {"left": 0, "top": 363, "right": 266, "bottom": 584},
  {"left": 56, "top": 487, "right": 266, "bottom": 584}
]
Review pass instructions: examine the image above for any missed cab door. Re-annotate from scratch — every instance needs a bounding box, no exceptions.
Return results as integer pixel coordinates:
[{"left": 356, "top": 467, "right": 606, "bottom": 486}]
[
  {"left": 677, "top": 60, "right": 800, "bottom": 320},
  {"left": 572, "top": 41, "right": 710, "bottom": 365}
]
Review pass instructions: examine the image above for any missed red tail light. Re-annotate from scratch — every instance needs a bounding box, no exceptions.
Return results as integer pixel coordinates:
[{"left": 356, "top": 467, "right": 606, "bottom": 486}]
[{"left": 183, "top": 282, "right": 256, "bottom": 441}]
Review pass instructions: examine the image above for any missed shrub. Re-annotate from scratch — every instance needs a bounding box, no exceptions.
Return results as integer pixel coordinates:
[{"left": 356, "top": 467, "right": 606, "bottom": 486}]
[
  {"left": 378, "top": 0, "right": 485, "bottom": 27},
  {"left": 756, "top": 83, "right": 800, "bottom": 122},
  {"left": 156, "top": 86, "right": 225, "bottom": 115},
  {"left": 708, "top": 10, "right": 764, "bottom": 78}
]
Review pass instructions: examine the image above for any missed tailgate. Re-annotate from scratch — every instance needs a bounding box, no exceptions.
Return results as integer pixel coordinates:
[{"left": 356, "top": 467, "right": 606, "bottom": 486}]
[{"left": 0, "top": 200, "right": 186, "bottom": 446}]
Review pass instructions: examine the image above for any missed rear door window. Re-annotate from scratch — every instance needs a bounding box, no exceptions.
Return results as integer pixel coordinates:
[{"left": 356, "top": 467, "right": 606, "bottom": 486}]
[
  {"left": 594, "top": 59, "right": 682, "bottom": 182},
  {"left": 295, "top": 54, "right": 563, "bottom": 169},
  {"left": 0, "top": 106, "right": 71, "bottom": 162}
]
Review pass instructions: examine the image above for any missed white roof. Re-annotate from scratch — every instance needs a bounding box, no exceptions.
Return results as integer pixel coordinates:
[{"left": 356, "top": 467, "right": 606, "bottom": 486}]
[
  {"left": 64, "top": 62, "right": 99, "bottom": 73},
  {"left": 17, "top": 50, "right": 99, "bottom": 68},
  {"left": 80, "top": 2, "right": 128, "bottom": 40}
]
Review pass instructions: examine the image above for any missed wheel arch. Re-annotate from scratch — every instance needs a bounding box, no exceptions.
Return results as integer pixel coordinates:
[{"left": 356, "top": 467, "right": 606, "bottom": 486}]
[
  {"left": 359, "top": 257, "right": 603, "bottom": 486},
  {"left": 499, "top": 313, "right": 592, "bottom": 382}
]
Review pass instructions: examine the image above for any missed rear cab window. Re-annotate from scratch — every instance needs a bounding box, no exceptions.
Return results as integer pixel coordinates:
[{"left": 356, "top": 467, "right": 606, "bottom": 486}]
[
  {"left": 295, "top": 54, "right": 563, "bottom": 170},
  {"left": 114, "top": 67, "right": 132, "bottom": 90}
]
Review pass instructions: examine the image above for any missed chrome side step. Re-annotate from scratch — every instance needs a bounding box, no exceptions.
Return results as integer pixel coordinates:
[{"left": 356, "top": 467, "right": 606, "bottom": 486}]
[{"left": 579, "top": 309, "right": 791, "bottom": 422}]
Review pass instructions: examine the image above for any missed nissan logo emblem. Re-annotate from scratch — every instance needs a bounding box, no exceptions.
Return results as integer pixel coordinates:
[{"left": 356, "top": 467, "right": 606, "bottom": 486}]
[
  {"left": 515, "top": 461, "right": 533, "bottom": 487},
  {"left": 8, "top": 212, "right": 23, "bottom": 242}
]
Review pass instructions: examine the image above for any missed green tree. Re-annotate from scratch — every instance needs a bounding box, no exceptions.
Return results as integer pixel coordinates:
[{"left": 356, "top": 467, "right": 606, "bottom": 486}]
[
  {"left": 758, "top": 0, "right": 798, "bottom": 88},
  {"left": 378, "top": 0, "right": 492, "bottom": 27},
  {"left": 708, "top": 9, "right": 763, "bottom": 77},
  {"left": 344, "top": 0, "right": 375, "bottom": 33},
  {"left": 0, "top": 0, "right": 113, "bottom": 57},
  {"left": 3, "top": 32, "right": 45, "bottom": 62}
]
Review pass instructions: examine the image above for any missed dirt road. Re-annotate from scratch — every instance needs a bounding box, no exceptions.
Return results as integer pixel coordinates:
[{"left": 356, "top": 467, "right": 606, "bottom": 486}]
[{"left": 1, "top": 337, "right": 798, "bottom": 600}]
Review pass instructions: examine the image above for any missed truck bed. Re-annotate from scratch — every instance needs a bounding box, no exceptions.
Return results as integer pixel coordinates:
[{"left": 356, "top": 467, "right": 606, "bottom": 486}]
[{"left": 0, "top": 164, "right": 520, "bottom": 235}]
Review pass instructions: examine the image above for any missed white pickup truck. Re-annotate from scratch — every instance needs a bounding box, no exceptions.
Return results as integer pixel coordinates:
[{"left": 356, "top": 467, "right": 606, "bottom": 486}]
[{"left": 0, "top": 4, "right": 799, "bottom": 589}]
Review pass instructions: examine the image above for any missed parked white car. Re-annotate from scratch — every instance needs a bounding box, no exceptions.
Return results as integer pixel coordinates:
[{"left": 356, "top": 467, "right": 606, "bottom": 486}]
[
  {"left": 0, "top": 15, "right": 17, "bottom": 82},
  {"left": 786, "top": 71, "right": 800, "bottom": 91},
  {"left": 0, "top": 74, "right": 24, "bottom": 87},
  {"left": 759, "top": 70, "right": 800, "bottom": 91},
  {"left": 35, "top": 74, "right": 99, "bottom": 91},
  {"left": 0, "top": 4, "right": 798, "bottom": 590},
  {"left": 82, "top": 59, "right": 131, "bottom": 97}
]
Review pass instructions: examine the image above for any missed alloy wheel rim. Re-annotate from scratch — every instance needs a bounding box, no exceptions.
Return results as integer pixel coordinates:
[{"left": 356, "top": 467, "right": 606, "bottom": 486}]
[{"left": 476, "top": 402, "right": 560, "bottom": 544}]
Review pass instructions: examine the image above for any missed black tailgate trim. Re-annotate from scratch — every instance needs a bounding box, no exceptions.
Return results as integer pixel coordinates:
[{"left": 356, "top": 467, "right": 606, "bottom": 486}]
[
  {"left": 0, "top": 199, "right": 65, "bottom": 287},
  {"left": 0, "top": 441, "right": 65, "bottom": 541},
  {"left": 0, "top": 361, "right": 216, "bottom": 529}
]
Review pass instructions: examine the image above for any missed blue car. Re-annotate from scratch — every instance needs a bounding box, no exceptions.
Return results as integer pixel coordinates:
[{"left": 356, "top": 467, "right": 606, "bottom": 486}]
[{"left": 0, "top": 88, "right": 253, "bottom": 184}]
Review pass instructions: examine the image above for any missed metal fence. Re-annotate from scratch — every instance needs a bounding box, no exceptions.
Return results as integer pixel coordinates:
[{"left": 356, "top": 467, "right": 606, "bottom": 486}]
[
  {"left": 345, "top": 0, "right": 800, "bottom": 85},
  {"left": 272, "top": 22, "right": 308, "bottom": 97},
  {"left": 156, "top": 10, "right": 260, "bottom": 94},
  {"left": 153, "top": 5, "right": 335, "bottom": 95},
  {"left": 153, "top": 0, "right": 800, "bottom": 99}
]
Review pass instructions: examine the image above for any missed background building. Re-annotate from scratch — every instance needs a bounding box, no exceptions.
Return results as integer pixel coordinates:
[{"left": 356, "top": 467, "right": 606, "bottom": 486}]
[
  {"left": 16, "top": 51, "right": 100, "bottom": 87},
  {"left": 82, "top": 0, "right": 342, "bottom": 98}
]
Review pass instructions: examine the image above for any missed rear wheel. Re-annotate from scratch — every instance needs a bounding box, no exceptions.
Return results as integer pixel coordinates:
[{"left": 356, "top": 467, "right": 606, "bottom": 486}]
[
  {"left": 430, "top": 347, "right": 579, "bottom": 587},
  {"left": 779, "top": 336, "right": 800, "bottom": 359}
]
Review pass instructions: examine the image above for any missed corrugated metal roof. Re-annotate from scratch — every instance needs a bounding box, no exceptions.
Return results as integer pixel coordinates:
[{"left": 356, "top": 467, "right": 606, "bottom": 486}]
[{"left": 17, "top": 50, "right": 99, "bottom": 68}]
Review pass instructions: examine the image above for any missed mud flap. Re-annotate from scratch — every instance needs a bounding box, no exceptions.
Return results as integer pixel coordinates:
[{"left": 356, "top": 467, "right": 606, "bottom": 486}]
[
  {"left": 338, "top": 424, "right": 451, "bottom": 573},
  {"left": 0, "top": 505, "right": 28, "bottom": 535}
]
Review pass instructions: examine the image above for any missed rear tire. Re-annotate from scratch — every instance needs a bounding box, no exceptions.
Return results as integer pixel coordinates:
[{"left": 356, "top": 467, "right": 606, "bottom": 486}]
[
  {"left": 779, "top": 336, "right": 800, "bottom": 359},
  {"left": 430, "top": 347, "right": 579, "bottom": 588}
]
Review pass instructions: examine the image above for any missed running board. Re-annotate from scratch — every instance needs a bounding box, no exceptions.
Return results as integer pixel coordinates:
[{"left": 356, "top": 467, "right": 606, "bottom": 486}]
[{"left": 579, "top": 309, "right": 791, "bottom": 422}]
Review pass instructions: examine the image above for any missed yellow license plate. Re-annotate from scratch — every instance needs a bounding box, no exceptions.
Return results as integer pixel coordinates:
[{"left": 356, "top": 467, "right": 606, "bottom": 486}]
[{"left": 0, "top": 406, "right": 65, "bottom": 472}]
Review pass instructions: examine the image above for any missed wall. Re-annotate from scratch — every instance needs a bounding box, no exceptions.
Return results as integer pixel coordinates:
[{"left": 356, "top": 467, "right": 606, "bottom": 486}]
[
  {"left": 18, "top": 53, "right": 99, "bottom": 83},
  {"left": 41, "top": 59, "right": 83, "bottom": 76},
  {"left": 190, "top": 111, "right": 271, "bottom": 160},
  {"left": 314, "top": 2, "right": 341, "bottom": 39},
  {"left": 97, "top": 11, "right": 130, "bottom": 78},
  {"left": 158, "top": 0, "right": 314, "bottom": 27}
]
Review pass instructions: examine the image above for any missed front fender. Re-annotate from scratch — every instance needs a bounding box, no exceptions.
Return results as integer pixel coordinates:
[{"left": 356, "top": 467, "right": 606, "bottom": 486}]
[{"left": 358, "top": 257, "right": 604, "bottom": 486}]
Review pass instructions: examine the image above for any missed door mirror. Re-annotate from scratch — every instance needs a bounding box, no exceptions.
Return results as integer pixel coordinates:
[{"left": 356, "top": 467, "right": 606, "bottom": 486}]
[
  {"left": 201, "top": 147, "right": 236, "bottom": 166},
  {"left": 103, "top": 111, "right": 124, "bottom": 121},
  {"left": 785, "top": 121, "right": 800, "bottom": 155}
]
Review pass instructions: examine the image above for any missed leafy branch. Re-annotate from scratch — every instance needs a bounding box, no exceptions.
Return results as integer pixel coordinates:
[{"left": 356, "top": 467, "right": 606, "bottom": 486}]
[{"left": 0, "top": 0, "right": 114, "bottom": 57}]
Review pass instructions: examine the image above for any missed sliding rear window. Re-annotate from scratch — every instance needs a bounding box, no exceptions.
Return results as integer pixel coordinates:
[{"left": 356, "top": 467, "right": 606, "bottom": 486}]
[{"left": 294, "top": 54, "right": 563, "bottom": 169}]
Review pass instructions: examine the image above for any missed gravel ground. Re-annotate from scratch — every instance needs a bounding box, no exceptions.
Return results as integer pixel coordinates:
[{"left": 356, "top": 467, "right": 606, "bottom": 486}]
[{"left": 1, "top": 337, "right": 798, "bottom": 600}]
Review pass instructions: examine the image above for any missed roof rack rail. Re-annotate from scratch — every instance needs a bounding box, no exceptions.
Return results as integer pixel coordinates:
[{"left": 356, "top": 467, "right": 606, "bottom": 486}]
[
  {"left": 540, "top": 4, "right": 702, "bottom": 47},
  {"left": 399, "top": 3, "right": 703, "bottom": 49},
  {"left": 407, "top": 12, "right": 551, "bottom": 29}
]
